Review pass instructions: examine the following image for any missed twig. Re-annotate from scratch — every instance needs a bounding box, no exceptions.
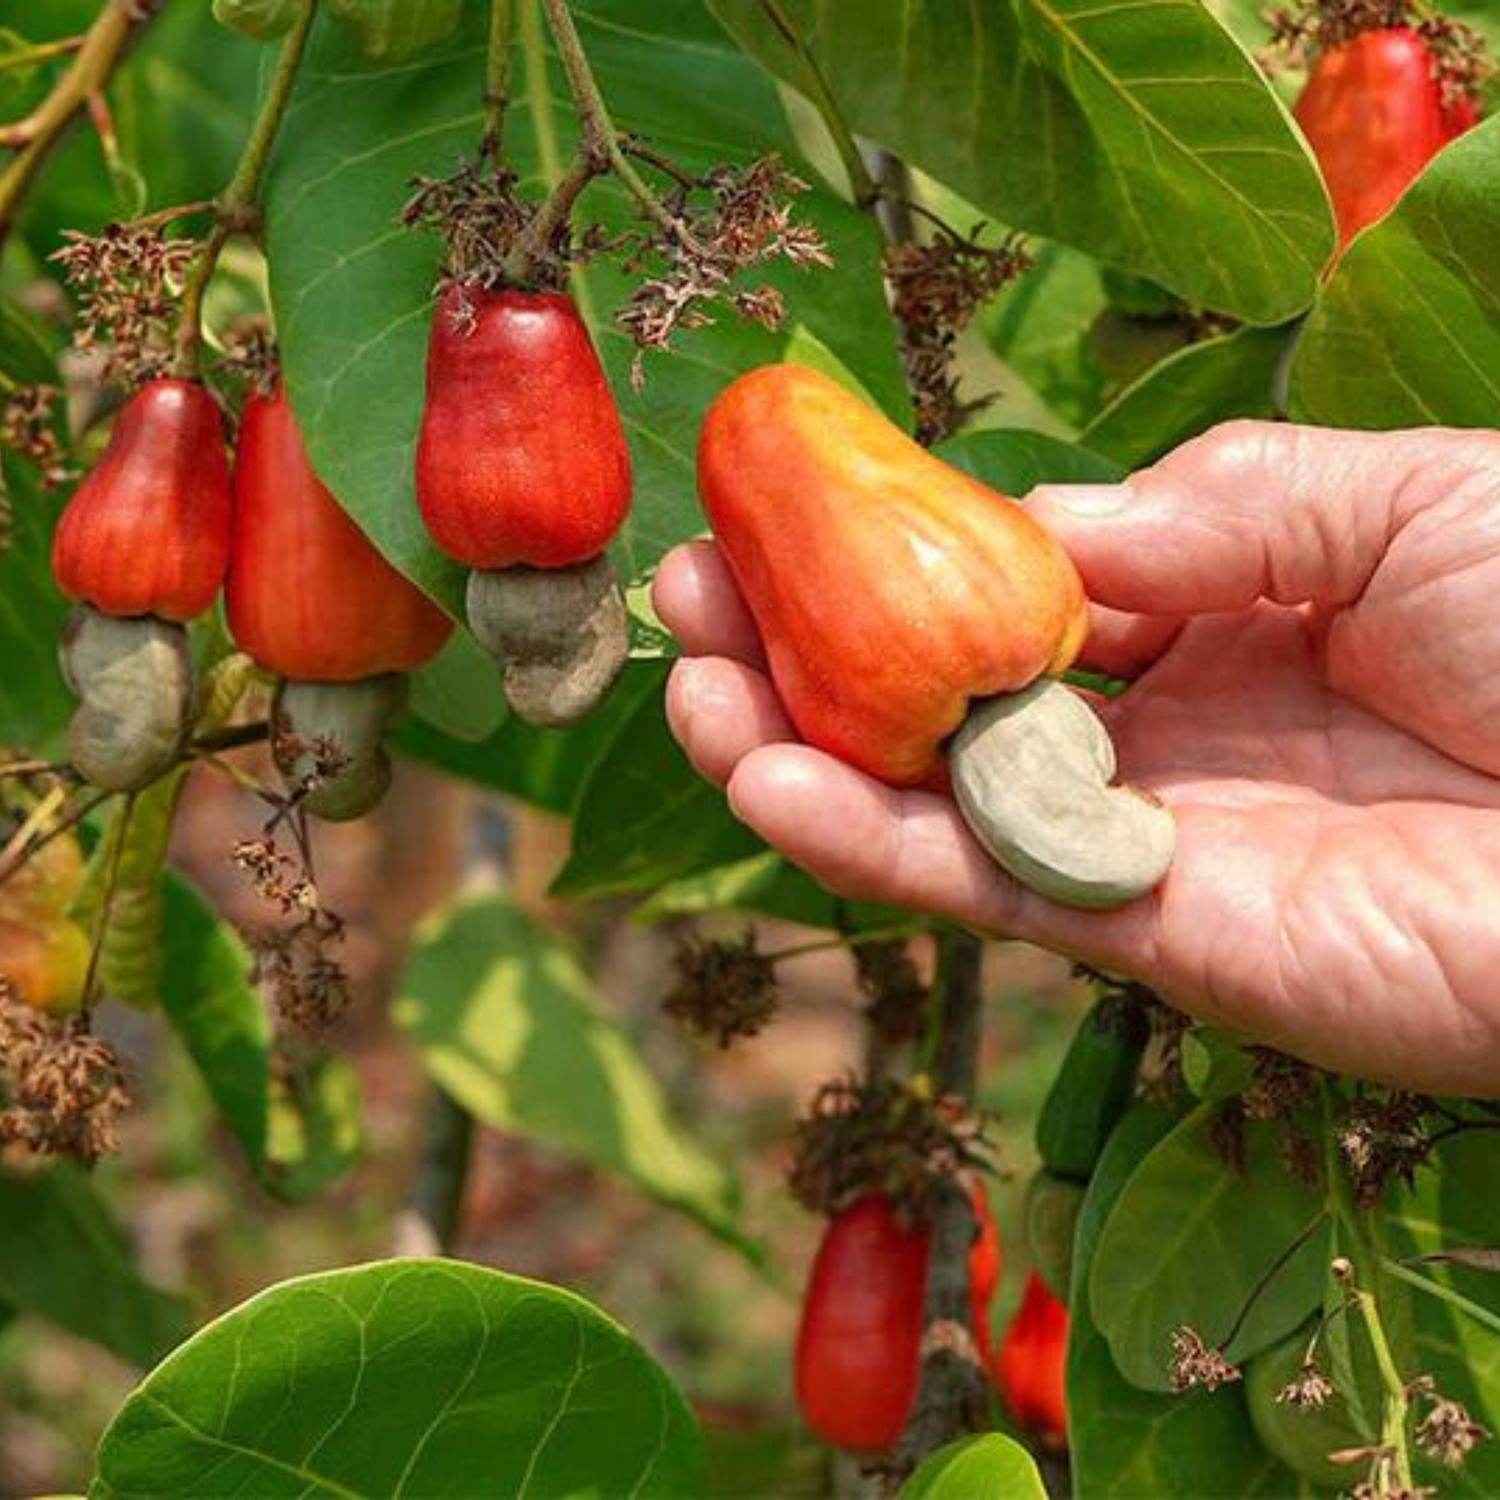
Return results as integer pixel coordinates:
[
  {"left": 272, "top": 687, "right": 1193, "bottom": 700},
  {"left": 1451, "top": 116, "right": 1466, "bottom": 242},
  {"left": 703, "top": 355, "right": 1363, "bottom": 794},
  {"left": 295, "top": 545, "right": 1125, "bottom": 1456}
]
[
  {"left": 0, "top": 786, "right": 112, "bottom": 889},
  {"left": 0, "top": 35, "right": 87, "bottom": 75},
  {"left": 757, "top": 0, "right": 878, "bottom": 208},
  {"left": 481, "top": 0, "right": 510, "bottom": 151},
  {"left": 392, "top": 1085, "right": 476, "bottom": 1256},
  {"left": 538, "top": 0, "right": 683, "bottom": 238},
  {"left": 170, "top": 0, "right": 315, "bottom": 376},
  {"left": 0, "top": 0, "right": 158, "bottom": 248},
  {"left": 190, "top": 720, "right": 271, "bottom": 756},
  {"left": 79, "top": 789, "right": 135, "bottom": 1021},
  {"left": 1344, "top": 1262, "right": 1416, "bottom": 1492},
  {"left": 895, "top": 928, "right": 987, "bottom": 1470}
]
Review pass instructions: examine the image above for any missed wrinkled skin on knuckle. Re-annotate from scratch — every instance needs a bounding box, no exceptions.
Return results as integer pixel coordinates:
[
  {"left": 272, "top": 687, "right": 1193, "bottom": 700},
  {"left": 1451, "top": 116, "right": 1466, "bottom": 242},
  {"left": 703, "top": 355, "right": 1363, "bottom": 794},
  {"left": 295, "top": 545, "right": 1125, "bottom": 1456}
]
[
  {"left": 466, "top": 556, "right": 628, "bottom": 728},
  {"left": 274, "top": 674, "right": 406, "bottom": 821},
  {"left": 61, "top": 606, "right": 194, "bottom": 792}
]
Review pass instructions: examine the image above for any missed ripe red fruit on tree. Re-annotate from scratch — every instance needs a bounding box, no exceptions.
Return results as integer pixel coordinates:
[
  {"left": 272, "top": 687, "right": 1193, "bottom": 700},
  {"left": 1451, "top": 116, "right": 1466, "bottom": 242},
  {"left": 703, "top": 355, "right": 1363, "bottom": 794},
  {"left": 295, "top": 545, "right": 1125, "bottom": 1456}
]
[
  {"left": 698, "top": 364, "right": 1087, "bottom": 790},
  {"left": 52, "top": 378, "right": 232, "bottom": 621},
  {"left": 994, "top": 1270, "right": 1069, "bottom": 1448},
  {"left": 1294, "top": 26, "right": 1477, "bottom": 249},
  {"left": 414, "top": 286, "right": 631, "bottom": 570},
  {"left": 794, "top": 1187, "right": 1001, "bottom": 1453},
  {"left": 228, "top": 384, "right": 452, "bottom": 681}
]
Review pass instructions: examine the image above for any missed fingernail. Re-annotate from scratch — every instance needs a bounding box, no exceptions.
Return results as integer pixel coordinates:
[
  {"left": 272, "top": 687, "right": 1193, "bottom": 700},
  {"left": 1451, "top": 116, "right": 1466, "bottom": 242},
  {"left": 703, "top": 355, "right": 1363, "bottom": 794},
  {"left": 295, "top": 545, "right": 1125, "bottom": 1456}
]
[{"left": 1032, "top": 483, "right": 1131, "bottom": 519}]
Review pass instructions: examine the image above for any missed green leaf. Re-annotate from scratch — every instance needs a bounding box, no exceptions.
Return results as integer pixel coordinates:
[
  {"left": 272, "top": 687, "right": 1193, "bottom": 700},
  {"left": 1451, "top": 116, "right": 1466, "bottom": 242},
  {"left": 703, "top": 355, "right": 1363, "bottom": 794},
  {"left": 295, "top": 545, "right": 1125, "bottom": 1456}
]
[
  {"left": 92, "top": 1259, "right": 704, "bottom": 1499},
  {"left": 266, "top": 1, "right": 903, "bottom": 616},
  {"left": 395, "top": 659, "right": 660, "bottom": 814},
  {"left": 0, "top": 1164, "right": 191, "bottom": 1367},
  {"left": 935, "top": 427, "right": 1123, "bottom": 495},
  {"left": 158, "top": 872, "right": 362, "bottom": 1202},
  {"left": 407, "top": 629, "right": 505, "bottom": 743},
  {"left": 394, "top": 893, "right": 748, "bottom": 1251},
  {"left": 327, "top": 0, "right": 461, "bottom": 59},
  {"left": 0, "top": 293, "right": 59, "bottom": 384},
  {"left": 982, "top": 242, "right": 1110, "bottom": 431},
  {"left": 1082, "top": 323, "right": 1293, "bottom": 468},
  {"left": 1180, "top": 1027, "right": 1258, "bottom": 1102},
  {"left": 551, "top": 671, "right": 762, "bottom": 898},
  {"left": 0, "top": 454, "right": 72, "bottom": 754},
  {"left": 212, "top": 0, "right": 302, "bottom": 41},
  {"left": 1068, "top": 1101, "right": 1310, "bottom": 1497},
  {"left": 710, "top": 0, "right": 1332, "bottom": 322},
  {"left": 1290, "top": 118, "right": 1500, "bottom": 430},
  {"left": 898, "top": 1433, "right": 1047, "bottom": 1499},
  {"left": 1090, "top": 1102, "right": 1331, "bottom": 1391}
]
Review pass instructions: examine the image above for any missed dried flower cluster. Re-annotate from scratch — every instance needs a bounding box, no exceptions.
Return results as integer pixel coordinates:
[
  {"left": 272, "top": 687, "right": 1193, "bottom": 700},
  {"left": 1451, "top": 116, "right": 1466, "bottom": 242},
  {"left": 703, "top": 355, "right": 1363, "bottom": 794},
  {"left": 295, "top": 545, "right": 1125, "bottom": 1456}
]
[
  {"left": 0, "top": 984, "right": 130, "bottom": 1164},
  {"left": 1263, "top": 0, "right": 1492, "bottom": 112},
  {"left": 618, "top": 154, "right": 830, "bottom": 388},
  {"left": 1168, "top": 1325, "right": 1242, "bottom": 1392},
  {"left": 1276, "top": 1356, "right": 1336, "bottom": 1410},
  {"left": 787, "top": 1074, "right": 990, "bottom": 1221},
  {"left": 215, "top": 317, "right": 279, "bottom": 403},
  {"left": 51, "top": 222, "right": 196, "bottom": 385},
  {"left": 884, "top": 224, "right": 1029, "bottom": 445},
  {"left": 854, "top": 938, "right": 927, "bottom": 1047},
  {"left": 662, "top": 928, "right": 778, "bottom": 1047},
  {"left": 233, "top": 835, "right": 350, "bottom": 1033},
  {"left": 1338, "top": 1090, "right": 1433, "bottom": 1207},
  {"left": 1414, "top": 1385, "right": 1488, "bottom": 1468},
  {"left": 0, "top": 384, "right": 73, "bottom": 491}
]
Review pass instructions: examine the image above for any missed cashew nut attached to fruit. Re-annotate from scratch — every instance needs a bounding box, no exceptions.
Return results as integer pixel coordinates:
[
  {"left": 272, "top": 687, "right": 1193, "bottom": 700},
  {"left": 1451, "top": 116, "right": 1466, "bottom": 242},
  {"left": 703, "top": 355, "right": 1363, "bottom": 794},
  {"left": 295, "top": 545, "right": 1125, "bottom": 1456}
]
[
  {"left": 273, "top": 673, "right": 406, "bottom": 821},
  {"left": 466, "top": 555, "right": 628, "bottom": 728},
  {"left": 948, "top": 679, "right": 1174, "bottom": 910},
  {"left": 60, "top": 605, "right": 195, "bottom": 793}
]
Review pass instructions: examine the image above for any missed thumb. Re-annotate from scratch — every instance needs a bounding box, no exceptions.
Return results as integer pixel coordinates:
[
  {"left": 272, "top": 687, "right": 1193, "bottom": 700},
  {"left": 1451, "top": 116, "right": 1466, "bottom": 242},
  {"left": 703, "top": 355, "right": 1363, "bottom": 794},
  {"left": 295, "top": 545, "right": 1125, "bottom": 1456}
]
[{"left": 1026, "top": 421, "right": 1466, "bottom": 617}]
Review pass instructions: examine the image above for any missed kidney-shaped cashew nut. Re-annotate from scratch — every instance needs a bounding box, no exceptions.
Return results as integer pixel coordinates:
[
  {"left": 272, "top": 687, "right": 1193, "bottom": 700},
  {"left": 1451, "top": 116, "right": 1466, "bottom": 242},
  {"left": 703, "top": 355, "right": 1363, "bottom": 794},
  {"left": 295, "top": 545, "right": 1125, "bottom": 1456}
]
[{"left": 949, "top": 679, "right": 1175, "bottom": 910}]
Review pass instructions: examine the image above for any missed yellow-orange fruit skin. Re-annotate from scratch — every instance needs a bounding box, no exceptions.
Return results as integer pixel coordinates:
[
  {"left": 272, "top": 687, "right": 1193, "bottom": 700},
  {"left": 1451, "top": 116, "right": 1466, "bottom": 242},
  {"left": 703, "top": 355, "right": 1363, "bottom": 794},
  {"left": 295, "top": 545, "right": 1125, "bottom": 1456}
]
[{"left": 697, "top": 365, "right": 1089, "bottom": 787}]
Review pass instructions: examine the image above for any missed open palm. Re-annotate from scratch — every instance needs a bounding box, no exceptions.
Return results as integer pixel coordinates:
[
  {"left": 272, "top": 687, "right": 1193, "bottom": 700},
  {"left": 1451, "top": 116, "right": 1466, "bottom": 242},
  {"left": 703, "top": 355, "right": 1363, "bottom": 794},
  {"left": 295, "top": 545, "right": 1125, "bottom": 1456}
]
[{"left": 656, "top": 421, "right": 1500, "bottom": 1095}]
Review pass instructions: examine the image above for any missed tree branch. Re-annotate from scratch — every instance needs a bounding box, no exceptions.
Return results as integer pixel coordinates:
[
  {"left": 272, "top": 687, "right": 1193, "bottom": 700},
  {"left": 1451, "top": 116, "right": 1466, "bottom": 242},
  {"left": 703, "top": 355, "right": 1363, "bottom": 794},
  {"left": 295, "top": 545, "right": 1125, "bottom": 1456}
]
[
  {"left": 0, "top": 0, "right": 157, "bottom": 249},
  {"left": 391, "top": 1084, "right": 475, "bottom": 1256}
]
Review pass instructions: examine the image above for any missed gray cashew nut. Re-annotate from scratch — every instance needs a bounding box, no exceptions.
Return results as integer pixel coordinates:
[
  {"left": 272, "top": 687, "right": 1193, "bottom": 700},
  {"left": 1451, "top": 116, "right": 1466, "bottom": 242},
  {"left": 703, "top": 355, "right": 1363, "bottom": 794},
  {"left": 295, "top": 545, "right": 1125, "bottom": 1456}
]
[
  {"left": 949, "top": 678, "right": 1174, "bottom": 910},
  {"left": 60, "top": 605, "right": 194, "bottom": 792},
  {"left": 274, "top": 673, "right": 406, "bottom": 821},
  {"left": 466, "top": 554, "right": 628, "bottom": 728}
]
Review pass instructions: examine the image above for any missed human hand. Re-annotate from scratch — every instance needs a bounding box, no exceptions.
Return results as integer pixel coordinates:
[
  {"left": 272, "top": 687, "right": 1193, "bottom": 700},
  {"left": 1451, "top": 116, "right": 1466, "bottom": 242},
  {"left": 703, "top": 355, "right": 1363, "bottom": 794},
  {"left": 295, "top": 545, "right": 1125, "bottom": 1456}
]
[{"left": 655, "top": 420, "right": 1500, "bottom": 1095}]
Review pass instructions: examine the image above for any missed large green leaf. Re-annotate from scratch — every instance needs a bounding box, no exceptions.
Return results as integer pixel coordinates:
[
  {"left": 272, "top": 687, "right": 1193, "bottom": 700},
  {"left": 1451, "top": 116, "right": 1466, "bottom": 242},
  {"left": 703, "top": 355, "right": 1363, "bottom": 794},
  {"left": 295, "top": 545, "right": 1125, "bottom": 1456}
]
[
  {"left": 936, "top": 425, "right": 1122, "bottom": 493},
  {"left": 1081, "top": 323, "right": 1292, "bottom": 468},
  {"left": 898, "top": 1433, "right": 1047, "bottom": 1499},
  {"left": 158, "top": 872, "right": 362, "bottom": 1202},
  {"left": 710, "top": 0, "right": 1332, "bottom": 322},
  {"left": 0, "top": 1164, "right": 191, "bottom": 1367},
  {"left": 92, "top": 1259, "right": 704, "bottom": 1499},
  {"left": 1290, "top": 118, "right": 1500, "bottom": 430},
  {"left": 394, "top": 893, "right": 748, "bottom": 1252},
  {"left": 550, "top": 670, "right": 763, "bottom": 899},
  {"left": 265, "top": 0, "right": 902, "bottom": 617},
  {"left": 1067, "top": 1102, "right": 1312, "bottom": 1498},
  {"left": 1090, "top": 1102, "right": 1331, "bottom": 1392}
]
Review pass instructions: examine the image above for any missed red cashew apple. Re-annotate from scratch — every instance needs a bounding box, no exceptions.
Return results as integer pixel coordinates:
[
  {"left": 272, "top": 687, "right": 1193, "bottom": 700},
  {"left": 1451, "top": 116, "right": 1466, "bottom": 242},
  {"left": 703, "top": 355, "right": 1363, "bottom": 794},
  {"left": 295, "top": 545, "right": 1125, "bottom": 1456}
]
[
  {"left": 994, "top": 1270, "right": 1069, "bottom": 1448},
  {"left": 697, "top": 364, "right": 1174, "bottom": 908},
  {"left": 794, "top": 1186, "right": 1001, "bottom": 1453},
  {"left": 230, "top": 385, "right": 453, "bottom": 820},
  {"left": 1295, "top": 26, "right": 1477, "bottom": 249},
  {"left": 414, "top": 286, "right": 631, "bottom": 727},
  {"left": 51, "top": 379, "right": 231, "bottom": 791}
]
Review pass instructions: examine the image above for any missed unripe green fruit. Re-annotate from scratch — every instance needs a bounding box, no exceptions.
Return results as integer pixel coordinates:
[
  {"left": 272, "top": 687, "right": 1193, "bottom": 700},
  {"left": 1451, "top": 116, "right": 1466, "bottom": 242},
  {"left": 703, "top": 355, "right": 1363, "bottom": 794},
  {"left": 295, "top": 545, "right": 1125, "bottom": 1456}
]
[
  {"left": 465, "top": 555, "right": 628, "bottom": 728},
  {"left": 273, "top": 674, "right": 406, "bottom": 821},
  {"left": 60, "top": 606, "right": 194, "bottom": 792}
]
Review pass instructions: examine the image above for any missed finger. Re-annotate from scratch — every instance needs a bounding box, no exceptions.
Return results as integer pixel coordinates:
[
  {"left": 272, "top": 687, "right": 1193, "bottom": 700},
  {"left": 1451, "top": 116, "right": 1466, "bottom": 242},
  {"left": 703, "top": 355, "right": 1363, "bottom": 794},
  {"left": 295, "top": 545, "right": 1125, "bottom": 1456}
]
[
  {"left": 1077, "top": 604, "right": 1182, "bottom": 678},
  {"left": 1027, "top": 421, "right": 1492, "bottom": 617},
  {"left": 665, "top": 656, "right": 794, "bottom": 788},
  {"left": 652, "top": 540, "right": 767, "bottom": 668}
]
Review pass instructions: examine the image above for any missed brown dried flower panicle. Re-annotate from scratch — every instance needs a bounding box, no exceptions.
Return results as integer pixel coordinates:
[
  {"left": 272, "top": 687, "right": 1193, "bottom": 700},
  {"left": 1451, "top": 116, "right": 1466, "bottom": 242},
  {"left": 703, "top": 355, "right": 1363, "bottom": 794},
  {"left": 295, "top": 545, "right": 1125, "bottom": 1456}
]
[
  {"left": 788, "top": 1074, "right": 990, "bottom": 1221},
  {"left": 51, "top": 221, "right": 196, "bottom": 385},
  {"left": 885, "top": 224, "right": 1029, "bottom": 445},
  {"left": 0, "top": 384, "right": 73, "bottom": 491},
  {"left": 662, "top": 928, "right": 778, "bottom": 1047},
  {"left": 1413, "top": 1382, "right": 1489, "bottom": 1468},
  {"left": 617, "top": 154, "right": 830, "bottom": 387},
  {"left": 854, "top": 938, "right": 927, "bottom": 1048},
  {"left": 1168, "top": 1325, "right": 1243, "bottom": 1393},
  {"left": 1276, "top": 1357, "right": 1336, "bottom": 1410},
  {"left": 1339, "top": 1091, "right": 1434, "bottom": 1207},
  {"left": 0, "top": 984, "right": 130, "bottom": 1164}
]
